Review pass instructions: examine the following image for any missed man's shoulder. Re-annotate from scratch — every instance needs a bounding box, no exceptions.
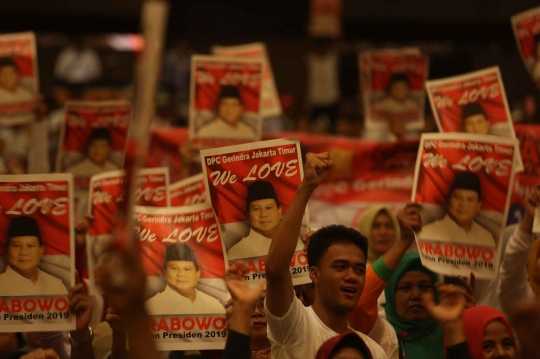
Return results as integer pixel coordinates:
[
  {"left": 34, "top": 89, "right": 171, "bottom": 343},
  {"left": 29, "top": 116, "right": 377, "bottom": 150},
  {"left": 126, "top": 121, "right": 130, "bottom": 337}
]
[{"left": 197, "top": 120, "right": 221, "bottom": 135}]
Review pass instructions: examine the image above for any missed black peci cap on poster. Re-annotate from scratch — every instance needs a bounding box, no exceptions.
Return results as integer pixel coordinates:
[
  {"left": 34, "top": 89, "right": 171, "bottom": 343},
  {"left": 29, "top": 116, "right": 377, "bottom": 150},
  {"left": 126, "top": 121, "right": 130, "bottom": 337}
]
[
  {"left": 450, "top": 171, "right": 482, "bottom": 200},
  {"left": 246, "top": 181, "right": 280, "bottom": 211},
  {"left": 6, "top": 216, "right": 42, "bottom": 245}
]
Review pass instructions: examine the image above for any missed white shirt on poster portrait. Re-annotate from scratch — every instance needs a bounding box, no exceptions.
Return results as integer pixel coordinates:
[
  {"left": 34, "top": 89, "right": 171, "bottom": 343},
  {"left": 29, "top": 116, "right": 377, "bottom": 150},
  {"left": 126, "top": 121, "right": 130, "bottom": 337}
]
[
  {"left": 265, "top": 296, "right": 387, "bottom": 359},
  {"left": 145, "top": 286, "right": 225, "bottom": 315},
  {"left": 0, "top": 85, "right": 34, "bottom": 104},
  {"left": 65, "top": 158, "right": 120, "bottom": 178},
  {"left": 419, "top": 214, "right": 496, "bottom": 247},
  {"left": 0, "top": 266, "right": 68, "bottom": 296},
  {"left": 197, "top": 118, "right": 256, "bottom": 140},
  {"left": 227, "top": 229, "right": 305, "bottom": 261},
  {"left": 372, "top": 97, "right": 419, "bottom": 116}
]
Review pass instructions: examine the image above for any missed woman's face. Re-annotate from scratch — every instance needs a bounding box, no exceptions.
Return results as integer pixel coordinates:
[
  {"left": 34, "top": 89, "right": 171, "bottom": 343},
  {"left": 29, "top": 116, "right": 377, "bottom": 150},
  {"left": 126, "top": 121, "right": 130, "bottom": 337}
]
[
  {"left": 331, "top": 347, "right": 366, "bottom": 359},
  {"left": 483, "top": 320, "right": 516, "bottom": 359},
  {"left": 394, "top": 271, "right": 434, "bottom": 321},
  {"left": 369, "top": 211, "right": 396, "bottom": 256}
]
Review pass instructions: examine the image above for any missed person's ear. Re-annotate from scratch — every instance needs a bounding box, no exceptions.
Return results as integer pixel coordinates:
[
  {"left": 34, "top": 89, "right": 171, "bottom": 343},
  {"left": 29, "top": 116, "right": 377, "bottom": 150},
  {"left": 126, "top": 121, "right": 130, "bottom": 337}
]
[
  {"left": 196, "top": 269, "right": 201, "bottom": 281},
  {"left": 309, "top": 266, "right": 319, "bottom": 285},
  {"left": 278, "top": 206, "right": 283, "bottom": 217}
]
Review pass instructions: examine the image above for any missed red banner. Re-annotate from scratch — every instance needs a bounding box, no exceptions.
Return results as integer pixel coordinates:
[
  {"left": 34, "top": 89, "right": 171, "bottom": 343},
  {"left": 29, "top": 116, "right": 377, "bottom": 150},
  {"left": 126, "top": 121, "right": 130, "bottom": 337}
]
[
  {"left": 0, "top": 32, "right": 38, "bottom": 125},
  {"left": 170, "top": 174, "right": 207, "bottom": 207},
  {"left": 189, "top": 55, "right": 263, "bottom": 148},
  {"left": 212, "top": 43, "right": 282, "bottom": 118},
  {"left": 136, "top": 168, "right": 170, "bottom": 207},
  {"left": 0, "top": 174, "right": 75, "bottom": 332},
  {"left": 413, "top": 133, "right": 518, "bottom": 279},
  {"left": 512, "top": 7, "right": 540, "bottom": 88}
]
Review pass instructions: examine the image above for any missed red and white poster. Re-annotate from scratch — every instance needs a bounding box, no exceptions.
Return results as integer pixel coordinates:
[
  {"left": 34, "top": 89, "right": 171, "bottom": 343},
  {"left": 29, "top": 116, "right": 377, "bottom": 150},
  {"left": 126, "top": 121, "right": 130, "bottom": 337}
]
[
  {"left": 511, "top": 7, "right": 540, "bottom": 88},
  {"left": 212, "top": 43, "right": 281, "bottom": 118},
  {"left": 189, "top": 55, "right": 263, "bottom": 148},
  {"left": 0, "top": 174, "right": 75, "bottom": 332},
  {"left": 308, "top": 0, "right": 343, "bottom": 38},
  {"left": 56, "top": 101, "right": 132, "bottom": 188},
  {"left": 362, "top": 50, "right": 429, "bottom": 136},
  {"left": 200, "top": 138, "right": 310, "bottom": 285},
  {"left": 134, "top": 204, "right": 227, "bottom": 350},
  {"left": 412, "top": 133, "right": 518, "bottom": 278},
  {"left": 170, "top": 174, "right": 207, "bottom": 207},
  {"left": 86, "top": 170, "right": 126, "bottom": 291},
  {"left": 0, "top": 32, "right": 38, "bottom": 126},
  {"left": 136, "top": 167, "right": 170, "bottom": 207}
]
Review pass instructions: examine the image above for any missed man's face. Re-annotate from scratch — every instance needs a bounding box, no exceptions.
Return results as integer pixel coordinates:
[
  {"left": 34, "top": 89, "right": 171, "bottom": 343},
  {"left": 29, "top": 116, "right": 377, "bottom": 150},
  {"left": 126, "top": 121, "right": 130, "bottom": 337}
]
[
  {"left": 389, "top": 81, "right": 410, "bottom": 102},
  {"left": 0, "top": 65, "right": 19, "bottom": 91},
  {"left": 87, "top": 139, "right": 112, "bottom": 165},
  {"left": 218, "top": 97, "right": 243, "bottom": 125},
  {"left": 331, "top": 348, "right": 366, "bottom": 359},
  {"left": 251, "top": 297, "right": 268, "bottom": 341},
  {"left": 248, "top": 199, "right": 282, "bottom": 237},
  {"left": 447, "top": 188, "right": 482, "bottom": 227},
  {"left": 369, "top": 211, "right": 396, "bottom": 256},
  {"left": 464, "top": 114, "right": 490, "bottom": 135},
  {"left": 7, "top": 236, "right": 43, "bottom": 274},
  {"left": 165, "top": 260, "right": 200, "bottom": 296},
  {"left": 310, "top": 242, "right": 366, "bottom": 315},
  {"left": 394, "top": 271, "right": 434, "bottom": 321}
]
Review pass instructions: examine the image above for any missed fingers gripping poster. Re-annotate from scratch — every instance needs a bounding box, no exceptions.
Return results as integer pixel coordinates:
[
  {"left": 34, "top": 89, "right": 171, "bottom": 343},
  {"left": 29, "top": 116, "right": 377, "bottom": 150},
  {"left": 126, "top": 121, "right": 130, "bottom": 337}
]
[
  {"left": 134, "top": 204, "right": 228, "bottom": 351},
  {"left": 412, "top": 133, "right": 518, "bottom": 279},
  {"left": 0, "top": 174, "right": 75, "bottom": 332},
  {"left": 189, "top": 55, "right": 263, "bottom": 148},
  {"left": 200, "top": 138, "right": 310, "bottom": 285}
]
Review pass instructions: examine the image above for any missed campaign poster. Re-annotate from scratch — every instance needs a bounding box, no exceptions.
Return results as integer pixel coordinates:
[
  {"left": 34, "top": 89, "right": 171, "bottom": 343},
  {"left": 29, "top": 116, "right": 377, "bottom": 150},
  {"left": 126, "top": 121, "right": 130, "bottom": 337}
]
[
  {"left": 412, "top": 133, "right": 518, "bottom": 279},
  {"left": 308, "top": 0, "right": 343, "bottom": 38},
  {"left": 0, "top": 32, "right": 38, "bottom": 126},
  {"left": 189, "top": 55, "right": 263, "bottom": 148},
  {"left": 363, "top": 51, "right": 429, "bottom": 133},
  {"left": 511, "top": 7, "right": 540, "bottom": 88},
  {"left": 86, "top": 170, "right": 126, "bottom": 291},
  {"left": 170, "top": 174, "right": 207, "bottom": 207},
  {"left": 0, "top": 174, "right": 75, "bottom": 332},
  {"left": 134, "top": 204, "right": 227, "bottom": 350},
  {"left": 212, "top": 43, "right": 282, "bottom": 118},
  {"left": 200, "top": 138, "right": 310, "bottom": 285},
  {"left": 136, "top": 167, "right": 170, "bottom": 207}
]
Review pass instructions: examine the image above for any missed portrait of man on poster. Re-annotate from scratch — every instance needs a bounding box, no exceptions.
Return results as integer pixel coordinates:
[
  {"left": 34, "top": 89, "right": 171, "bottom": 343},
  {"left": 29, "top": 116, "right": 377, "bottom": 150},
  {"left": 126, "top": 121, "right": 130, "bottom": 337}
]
[{"left": 0, "top": 57, "right": 34, "bottom": 104}]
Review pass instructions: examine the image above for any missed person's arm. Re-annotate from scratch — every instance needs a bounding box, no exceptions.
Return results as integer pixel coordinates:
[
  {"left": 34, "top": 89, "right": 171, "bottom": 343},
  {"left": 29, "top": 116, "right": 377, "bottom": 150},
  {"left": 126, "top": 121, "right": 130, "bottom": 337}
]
[
  {"left": 349, "top": 203, "right": 421, "bottom": 334},
  {"left": 498, "top": 186, "right": 539, "bottom": 315},
  {"left": 100, "top": 245, "right": 159, "bottom": 359},
  {"left": 265, "top": 152, "right": 332, "bottom": 317},
  {"left": 68, "top": 276, "right": 95, "bottom": 359},
  {"left": 510, "top": 300, "right": 540, "bottom": 359},
  {"left": 105, "top": 308, "right": 128, "bottom": 359},
  {"left": 223, "top": 262, "right": 266, "bottom": 359}
]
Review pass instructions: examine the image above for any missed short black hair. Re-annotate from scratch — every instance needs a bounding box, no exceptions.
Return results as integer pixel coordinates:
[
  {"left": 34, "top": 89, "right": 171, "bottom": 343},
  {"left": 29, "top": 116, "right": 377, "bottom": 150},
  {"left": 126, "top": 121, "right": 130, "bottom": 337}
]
[
  {"left": 307, "top": 225, "right": 368, "bottom": 267},
  {"left": 449, "top": 171, "right": 482, "bottom": 201},
  {"left": 0, "top": 57, "right": 17, "bottom": 71},
  {"left": 461, "top": 103, "right": 487, "bottom": 121},
  {"left": 387, "top": 73, "right": 410, "bottom": 91},
  {"left": 218, "top": 85, "right": 242, "bottom": 103},
  {"left": 87, "top": 128, "right": 112, "bottom": 147},
  {"left": 163, "top": 244, "right": 199, "bottom": 272}
]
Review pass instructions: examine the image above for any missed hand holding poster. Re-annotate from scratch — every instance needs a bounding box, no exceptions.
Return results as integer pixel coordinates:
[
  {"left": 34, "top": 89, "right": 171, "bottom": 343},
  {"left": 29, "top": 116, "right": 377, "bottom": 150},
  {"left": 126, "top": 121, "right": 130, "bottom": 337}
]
[
  {"left": 0, "top": 32, "right": 38, "bottom": 126},
  {"left": 136, "top": 167, "right": 170, "bottom": 207},
  {"left": 200, "top": 138, "right": 310, "bottom": 285},
  {"left": 134, "top": 204, "right": 227, "bottom": 350},
  {"left": 412, "top": 133, "right": 518, "bottom": 279},
  {"left": 189, "top": 55, "right": 263, "bottom": 148},
  {"left": 0, "top": 174, "right": 74, "bottom": 332},
  {"left": 212, "top": 43, "right": 281, "bottom": 118},
  {"left": 362, "top": 50, "right": 429, "bottom": 135},
  {"left": 170, "top": 173, "right": 207, "bottom": 207},
  {"left": 511, "top": 7, "right": 540, "bottom": 88}
]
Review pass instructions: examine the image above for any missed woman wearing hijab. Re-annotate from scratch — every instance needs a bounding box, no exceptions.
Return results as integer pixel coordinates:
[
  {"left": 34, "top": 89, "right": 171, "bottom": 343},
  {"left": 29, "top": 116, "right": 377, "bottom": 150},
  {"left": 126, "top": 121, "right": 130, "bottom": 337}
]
[
  {"left": 357, "top": 206, "right": 401, "bottom": 266},
  {"left": 315, "top": 333, "right": 373, "bottom": 359},
  {"left": 462, "top": 306, "right": 517, "bottom": 359}
]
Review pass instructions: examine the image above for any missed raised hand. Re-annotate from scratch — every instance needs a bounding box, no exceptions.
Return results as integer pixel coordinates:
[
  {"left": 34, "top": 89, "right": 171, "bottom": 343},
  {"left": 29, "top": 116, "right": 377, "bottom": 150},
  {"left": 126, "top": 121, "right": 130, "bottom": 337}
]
[
  {"left": 224, "top": 261, "right": 266, "bottom": 306},
  {"left": 302, "top": 152, "right": 333, "bottom": 189},
  {"left": 75, "top": 214, "right": 94, "bottom": 246},
  {"left": 301, "top": 229, "right": 316, "bottom": 253},
  {"left": 105, "top": 307, "right": 127, "bottom": 335},
  {"left": 397, "top": 202, "right": 422, "bottom": 243},
  {"left": 524, "top": 186, "right": 540, "bottom": 218},
  {"left": 423, "top": 284, "right": 466, "bottom": 326}
]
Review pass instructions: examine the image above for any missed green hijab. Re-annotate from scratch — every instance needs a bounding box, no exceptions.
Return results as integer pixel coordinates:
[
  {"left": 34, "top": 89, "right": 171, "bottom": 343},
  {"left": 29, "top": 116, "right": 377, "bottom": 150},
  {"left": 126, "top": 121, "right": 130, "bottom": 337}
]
[{"left": 384, "top": 252, "right": 444, "bottom": 359}]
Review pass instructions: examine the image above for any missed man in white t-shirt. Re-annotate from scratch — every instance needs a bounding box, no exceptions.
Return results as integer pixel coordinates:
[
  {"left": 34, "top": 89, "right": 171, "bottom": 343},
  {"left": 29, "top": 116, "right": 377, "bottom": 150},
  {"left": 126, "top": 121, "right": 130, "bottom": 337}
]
[
  {"left": 264, "top": 153, "right": 387, "bottom": 359},
  {"left": 420, "top": 171, "right": 496, "bottom": 247},
  {"left": 65, "top": 128, "right": 120, "bottom": 178},
  {"left": 228, "top": 181, "right": 303, "bottom": 260},
  {"left": 145, "top": 243, "right": 224, "bottom": 315},
  {"left": 0, "top": 216, "right": 68, "bottom": 296},
  {"left": 197, "top": 85, "right": 256, "bottom": 140}
]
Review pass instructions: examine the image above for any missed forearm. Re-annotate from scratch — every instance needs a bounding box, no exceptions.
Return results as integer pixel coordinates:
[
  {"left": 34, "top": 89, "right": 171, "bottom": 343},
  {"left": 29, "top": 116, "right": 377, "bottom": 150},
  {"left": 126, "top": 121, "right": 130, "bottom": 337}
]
[
  {"left": 69, "top": 328, "right": 95, "bottom": 359},
  {"left": 124, "top": 308, "right": 159, "bottom": 359},
  {"left": 228, "top": 303, "right": 255, "bottom": 336},
  {"left": 381, "top": 239, "right": 412, "bottom": 270},
  {"left": 520, "top": 213, "right": 534, "bottom": 235},
  {"left": 110, "top": 332, "right": 128, "bottom": 359},
  {"left": 443, "top": 322, "right": 467, "bottom": 347},
  {"left": 266, "top": 183, "right": 313, "bottom": 277},
  {"left": 39, "top": 332, "right": 69, "bottom": 359},
  {"left": 224, "top": 330, "right": 251, "bottom": 359}
]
